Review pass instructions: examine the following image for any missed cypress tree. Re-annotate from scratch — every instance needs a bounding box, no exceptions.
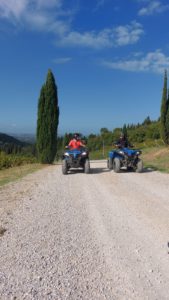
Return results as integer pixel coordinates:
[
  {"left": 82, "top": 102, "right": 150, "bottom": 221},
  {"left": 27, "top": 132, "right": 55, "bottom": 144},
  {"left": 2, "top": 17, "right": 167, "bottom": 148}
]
[
  {"left": 36, "top": 70, "right": 59, "bottom": 163},
  {"left": 165, "top": 88, "right": 169, "bottom": 145},
  {"left": 122, "top": 124, "right": 128, "bottom": 139},
  {"left": 160, "top": 69, "right": 168, "bottom": 144}
]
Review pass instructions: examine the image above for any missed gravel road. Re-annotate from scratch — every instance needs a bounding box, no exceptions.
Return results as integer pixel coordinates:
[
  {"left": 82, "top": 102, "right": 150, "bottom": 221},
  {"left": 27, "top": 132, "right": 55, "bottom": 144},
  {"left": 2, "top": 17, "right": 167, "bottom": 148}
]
[{"left": 0, "top": 161, "right": 169, "bottom": 299}]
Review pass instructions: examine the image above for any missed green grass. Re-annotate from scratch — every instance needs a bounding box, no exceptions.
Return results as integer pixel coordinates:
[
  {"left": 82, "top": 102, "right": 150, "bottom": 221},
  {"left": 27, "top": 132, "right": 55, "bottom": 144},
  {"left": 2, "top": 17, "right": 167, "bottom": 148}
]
[
  {"left": 142, "top": 146, "right": 169, "bottom": 173},
  {"left": 0, "top": 163, "right": 46, "bottom": 186}
]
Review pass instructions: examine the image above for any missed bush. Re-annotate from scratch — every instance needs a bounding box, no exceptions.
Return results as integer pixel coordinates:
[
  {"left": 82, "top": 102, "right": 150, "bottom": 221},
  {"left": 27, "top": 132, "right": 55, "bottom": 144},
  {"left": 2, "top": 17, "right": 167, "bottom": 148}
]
[{"left": 0, "top": 152, "right": 37, "bottom": 170}]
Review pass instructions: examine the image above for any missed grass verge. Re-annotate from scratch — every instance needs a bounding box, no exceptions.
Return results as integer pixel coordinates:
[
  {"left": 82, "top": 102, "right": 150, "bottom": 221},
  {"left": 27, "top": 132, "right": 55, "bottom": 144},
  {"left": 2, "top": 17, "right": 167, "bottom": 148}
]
[
  {"left": 0, "top": 164, "right": 46, "bottom": 186},
  {"left": 142, "top": 146, "right": 169, "bottom": 173}
]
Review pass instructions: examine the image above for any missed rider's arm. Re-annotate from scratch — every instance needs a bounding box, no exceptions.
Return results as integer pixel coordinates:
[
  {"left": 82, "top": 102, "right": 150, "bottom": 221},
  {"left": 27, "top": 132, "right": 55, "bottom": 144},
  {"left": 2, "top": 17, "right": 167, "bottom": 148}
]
[{"left": 68, "top": 140, "right": 73, "bottom": 147}]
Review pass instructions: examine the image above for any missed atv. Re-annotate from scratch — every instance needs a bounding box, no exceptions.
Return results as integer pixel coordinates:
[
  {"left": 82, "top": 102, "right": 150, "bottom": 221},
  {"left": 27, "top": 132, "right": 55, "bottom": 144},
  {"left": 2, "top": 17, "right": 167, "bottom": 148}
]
[
  {"left": 107, "top": 147, "right": 143, "bottom": 173},
  {"left": 62, "top": 147, "right": 90, "bottom": 175}
]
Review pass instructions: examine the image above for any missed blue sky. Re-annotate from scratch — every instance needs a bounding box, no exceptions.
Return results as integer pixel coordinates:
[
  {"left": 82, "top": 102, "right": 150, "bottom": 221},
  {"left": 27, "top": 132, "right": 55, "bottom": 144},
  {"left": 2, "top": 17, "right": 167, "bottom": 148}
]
[{"left": 0, "top": 0, "right": 169, "bottom": 136}]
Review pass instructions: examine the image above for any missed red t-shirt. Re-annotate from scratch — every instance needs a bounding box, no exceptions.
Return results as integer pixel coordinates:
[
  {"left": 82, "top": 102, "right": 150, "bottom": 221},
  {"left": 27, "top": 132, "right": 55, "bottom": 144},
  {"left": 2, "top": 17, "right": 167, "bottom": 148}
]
[{"left": 68, "top": 139, "right": 84, "bottom": 149}]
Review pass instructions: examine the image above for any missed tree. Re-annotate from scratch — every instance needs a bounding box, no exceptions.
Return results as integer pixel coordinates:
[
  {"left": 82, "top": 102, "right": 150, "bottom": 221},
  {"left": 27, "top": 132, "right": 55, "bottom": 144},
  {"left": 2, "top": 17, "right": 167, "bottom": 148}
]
[
  {"left": 160, "top": 69, "right": 168, "bottom": 144},
  {"left": 165, "top": 89, "right": 169, "bottom": 144},
  {"left": 100, "top": 127, "right": 109, "bottom": 135},
  {"left": 36, "top": 70, "right": 59, "bottom": 163},
  {"left": 122, "top": 124, "right": 128, "bottom": 138},
  {"left": 142, "top": 116, "right": 151, "bottom": 126},
  {"left": 63, "top": 133, "right": 73, "bottom": 147}
]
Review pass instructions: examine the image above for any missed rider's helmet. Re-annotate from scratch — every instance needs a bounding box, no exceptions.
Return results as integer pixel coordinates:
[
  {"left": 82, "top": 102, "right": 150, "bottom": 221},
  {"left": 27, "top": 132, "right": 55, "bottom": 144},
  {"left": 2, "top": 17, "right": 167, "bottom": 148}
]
[{"left": 74, "top": 133, "right": 80, "bottom": 140}]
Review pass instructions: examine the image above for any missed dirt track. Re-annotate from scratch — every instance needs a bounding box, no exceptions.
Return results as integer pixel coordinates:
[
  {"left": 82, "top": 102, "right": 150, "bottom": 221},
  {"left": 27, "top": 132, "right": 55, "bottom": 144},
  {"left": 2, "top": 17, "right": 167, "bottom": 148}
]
[{"left": 0, "top": 161, "right": 169, "bottom": 299}]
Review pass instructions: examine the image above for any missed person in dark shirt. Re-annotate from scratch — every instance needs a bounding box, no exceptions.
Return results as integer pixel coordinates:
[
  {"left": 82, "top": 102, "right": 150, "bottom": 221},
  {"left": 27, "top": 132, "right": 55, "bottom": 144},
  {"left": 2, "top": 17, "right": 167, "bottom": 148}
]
[{"left": 115, "top": 133, "right": 131, "bottom": 148}]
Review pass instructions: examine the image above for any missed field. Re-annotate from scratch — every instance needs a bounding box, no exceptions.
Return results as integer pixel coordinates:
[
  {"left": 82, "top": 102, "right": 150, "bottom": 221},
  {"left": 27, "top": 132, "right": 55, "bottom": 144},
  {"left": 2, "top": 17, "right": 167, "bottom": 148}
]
[{"left": 142, "top": 146, "right": 169, "bottom": 172}]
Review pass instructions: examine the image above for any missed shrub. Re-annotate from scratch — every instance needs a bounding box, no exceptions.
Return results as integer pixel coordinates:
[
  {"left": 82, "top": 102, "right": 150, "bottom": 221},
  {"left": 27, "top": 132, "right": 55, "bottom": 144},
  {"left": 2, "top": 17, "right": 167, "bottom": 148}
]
[{"left": 0, "top": 152, "right": 37, "bottom": 170}]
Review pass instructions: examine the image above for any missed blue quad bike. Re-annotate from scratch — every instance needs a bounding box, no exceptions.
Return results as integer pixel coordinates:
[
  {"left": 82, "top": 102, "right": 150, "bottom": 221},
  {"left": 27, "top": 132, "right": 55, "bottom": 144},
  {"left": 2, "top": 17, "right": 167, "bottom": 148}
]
[
  {"left": 107, "top": 147, "right": 143, "bottom": 173},
  {"left": 62, "top": 148, "right": 90, "bottom": 175}
]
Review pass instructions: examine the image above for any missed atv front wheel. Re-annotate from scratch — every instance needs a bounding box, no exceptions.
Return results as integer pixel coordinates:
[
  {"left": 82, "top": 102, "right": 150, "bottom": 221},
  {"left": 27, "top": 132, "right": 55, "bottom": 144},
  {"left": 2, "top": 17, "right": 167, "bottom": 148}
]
[
  {"left": 84, "top": 159, "right": 90, "bottom": 174},
  {"left": 135, "top": 159, "right": 143, "bottom": 173},
  {"left": 107, "top": 157, "right": 113, "bottom": 169},
  {"left": 113, "top": 157, "right": 121, "bottom": 173},
  {"left": 62, "top": 159, "right": 68, "bottom": 175}
]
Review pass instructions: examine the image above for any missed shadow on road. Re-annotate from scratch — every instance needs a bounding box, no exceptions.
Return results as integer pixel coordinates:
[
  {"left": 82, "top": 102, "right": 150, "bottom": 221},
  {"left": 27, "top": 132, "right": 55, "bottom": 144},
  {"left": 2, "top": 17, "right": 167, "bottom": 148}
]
[
  {"left": 90, "top": 167, "right": 110, "bottom": 174},
  {"left": 64, "top": 167, "right": 110, "bottom": 175},
  {"left": 142, "top": 167, "right": 156, "bottom": 173},
  {"left": 115, "top": 167, "right": 156, "bottom": 174}
]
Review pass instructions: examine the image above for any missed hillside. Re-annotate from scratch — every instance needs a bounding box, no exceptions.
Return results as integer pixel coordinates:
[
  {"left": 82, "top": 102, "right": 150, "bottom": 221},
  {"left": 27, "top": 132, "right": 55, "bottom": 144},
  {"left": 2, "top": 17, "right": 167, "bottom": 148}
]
[
  {"left": 0, "top": 133, "right": 26, "bottom": 146},
  {"left": 12, "top": 133, "right": 36, "bottom": 144}
]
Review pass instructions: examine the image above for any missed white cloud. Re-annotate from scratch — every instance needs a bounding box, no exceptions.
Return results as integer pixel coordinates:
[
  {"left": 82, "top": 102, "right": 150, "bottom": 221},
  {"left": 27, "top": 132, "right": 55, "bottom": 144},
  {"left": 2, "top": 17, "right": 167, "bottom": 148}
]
[
  {"left": 0, "top": 0, "right": 70, "bottom": 34},
  {"left": 0, "top": 0, "right": 28, "bottom": 19},
  {"left": 58, "top": 29, "right": 113, "bottom": 49},
  {"left": 138, "top": 0, "right": 169, "bottom": 16},
  {"left": 53, "top": 57, "right": 72, "bottom": 64},
  {"left": 36, "top": 0, "right": 62, "bottom": 9},
  {"left": 0, "top": 1, "right": 144, "bottom": 49},
  {"left": 102, "top": 50, "right": 169, "bottom": 74},
  {"left": 114, "top": 21, "right": 144, "bottom": 46},
  {"left": 58, "top": 21, "right": 144, "bottom": 49}
]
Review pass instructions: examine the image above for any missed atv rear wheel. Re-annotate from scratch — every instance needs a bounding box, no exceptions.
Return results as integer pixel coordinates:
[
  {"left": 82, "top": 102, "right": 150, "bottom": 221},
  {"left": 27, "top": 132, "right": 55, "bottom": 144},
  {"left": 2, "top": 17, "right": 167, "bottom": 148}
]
[
  {"left": 62, "top": 159, "right": 68, "bottom": 175},
  {"left": 107, "top": 157, "right": 113, "bottom": 169},
  {"left": 84, "top": 159, "right": 90, "bottom": 174},
  {"left": 113, "top": 157, "right": 121, "bottom": 173},
  {"left": 135, "top": 159, "right": 143, "bottom": 173}
]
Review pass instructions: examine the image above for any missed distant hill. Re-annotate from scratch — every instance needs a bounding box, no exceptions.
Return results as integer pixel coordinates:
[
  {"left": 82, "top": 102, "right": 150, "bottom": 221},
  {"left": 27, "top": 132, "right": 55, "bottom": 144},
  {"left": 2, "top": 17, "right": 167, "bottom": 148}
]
[
  {"left": 0, "top": 133, "right": 28, "bottom": 147},
  {"left": 12, "top": 133, "right": 36, "bottom": 144}
]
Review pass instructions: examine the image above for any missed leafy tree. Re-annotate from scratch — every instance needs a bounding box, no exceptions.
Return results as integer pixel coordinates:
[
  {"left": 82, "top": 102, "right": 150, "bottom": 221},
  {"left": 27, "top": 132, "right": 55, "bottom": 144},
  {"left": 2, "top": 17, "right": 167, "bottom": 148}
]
[
  {"left": 36, "top": 70, "right": 59, "bottom": 163},
  {"left": 143, "top": 116, "right": 151, "bottom": 126},
  {"left": 112, "top": 128, "right": 121, "bottom": 142},
  {"left": 100, "top": 127, "right": 109, "bottom": 135},
  {"left": 160, "top": 69, "right": 168, "bottom": 144}
]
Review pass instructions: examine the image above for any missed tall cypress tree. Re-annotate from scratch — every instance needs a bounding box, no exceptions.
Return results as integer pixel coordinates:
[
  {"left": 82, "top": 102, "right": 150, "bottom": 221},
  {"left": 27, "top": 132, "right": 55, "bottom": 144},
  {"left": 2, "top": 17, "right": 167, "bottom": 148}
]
[
  {"left": 36, "top": 70, "right": 59, "bottom": 163},
  {"left": 122, "top": 124, "right": 128, "bottom": 139},
  {"left": 160, "top": 69, "right": 168, "bottom": 144},
  {"left": 165, "top": 88, "right": 169, "bottom": 145}
]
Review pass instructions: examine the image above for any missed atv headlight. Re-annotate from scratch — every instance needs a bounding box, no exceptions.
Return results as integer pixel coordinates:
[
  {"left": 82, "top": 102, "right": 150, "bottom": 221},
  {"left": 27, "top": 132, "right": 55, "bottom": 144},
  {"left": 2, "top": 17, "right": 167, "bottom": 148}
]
[
  {"left": 82, "top": 152, "right": 87, "bottom": 155},
  {"left": 119, "top": 151, "right": 124, "bottom": 155},
  {"left": 136, "top": 151, "right": 141, "bottom": 155},
  {"left": 65, "top": 152, "right": 69, "bottom": 156}
]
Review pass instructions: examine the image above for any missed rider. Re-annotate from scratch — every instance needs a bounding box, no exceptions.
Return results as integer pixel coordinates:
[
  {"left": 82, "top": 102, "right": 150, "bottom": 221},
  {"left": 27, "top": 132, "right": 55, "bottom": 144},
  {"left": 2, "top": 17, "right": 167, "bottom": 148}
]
[
  {"left": 115, "top": 133, "right": 130, "bottom": 148},
  {"left": 68, "top": 133, "right": 85, "bottom": 150}
]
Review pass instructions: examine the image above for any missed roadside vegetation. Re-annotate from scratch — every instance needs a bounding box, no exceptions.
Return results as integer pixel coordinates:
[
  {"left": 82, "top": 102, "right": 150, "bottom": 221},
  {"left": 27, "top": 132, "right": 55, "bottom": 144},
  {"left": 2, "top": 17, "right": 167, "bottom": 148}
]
[
  {"left": 141, "top": 146, "right": 169, "bottom": 172},
  {"left": 0, "top": 163, "right": 46, "bottom": 186},
  {"left": 0, "top": 152, "right": 37, "bottom": 170}
]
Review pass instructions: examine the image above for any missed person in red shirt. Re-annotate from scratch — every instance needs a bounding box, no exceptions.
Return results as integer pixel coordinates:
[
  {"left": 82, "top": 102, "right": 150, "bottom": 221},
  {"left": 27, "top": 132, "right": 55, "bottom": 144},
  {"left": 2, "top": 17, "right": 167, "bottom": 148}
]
[{"left": 68, "top": 133, "right": 85, "bottom": 150}]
